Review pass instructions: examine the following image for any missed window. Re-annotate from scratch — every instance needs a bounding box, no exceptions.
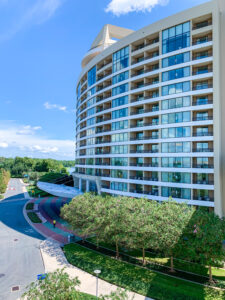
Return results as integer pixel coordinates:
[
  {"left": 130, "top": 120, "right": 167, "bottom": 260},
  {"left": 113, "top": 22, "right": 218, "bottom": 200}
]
[
  {"left": 111, "top": 145, "right": 128, "bottom": 154},
  {"left": 162, "top": 22, "right": 190, "bottom": 54},
  {"left": 162, "top": 172, "right": 191, "bottom": 183},
  {"left": 162, "top": 142, "right": 191, "bottom": 153},
  {"left": 112, "top": 83, "right": 129, "bottom": 96},
  {"left": 112, "top": 71, "right": 129, "bottom": 85},
  {"left": 162, "top": 187, "right": 191, "bottom": 199},
  {"left": 112, "top": 96, "right": 128, "bottom": 108},
  {"left": 112, "top": 133, "right": 128, "bottom": 142},
  {"left": 161, "top": 157, "right": 191, "bottom": 168},
  {"left": 162, "top": 111, "right": 191, "bottom": 124},
  {"left": 86, "top": 138, "right": 95, "bottom": 145},
  {"left": 86, "top": 158, "right": 94, "bottom": 165},
  {"left": 87, "top": 117, "right": 95, "bottom": 127},
  {"left": 87, "top": 128, "right": 95, "bottom": 136},
  {"left": 112, "top": 120, "right": 128, "bottom": 131},
  {"left": 162, "top": 127, "right": 191, "bottom": 138},
  {"left": 111, "top": 157, "right": 128, "bottom": 166},
  {"left": 162, "top": 81, "right": 190, "bottom": 96},
  {"left": 77, "top": 83, "right": 81, "bottom": 99},
  {"left": 162, "top": 67, "right": 190, "bottom": 82},
  {"left": 162, "top": 52, "right": 190, "bottom": 68},
  {"left": 86, "top": 148, "right": 95, "bottom": 155},
  {"left": 87, "top": 87, "right": 96, "bottom": 97},
  {"left": 110, "top": 182, "right": 128, "bottom": 192},
  {"left": 113, "top": 46, "right": 129, "bottom": 73},
  {"left": 87, "top": 107, "right": 95, "bottom": 117},
  {"left": 111, "top": 170, "right": 128, "bottom": 179},
  {"left": 112, "top": 108, "right": 128, "bottom": 119},
  {"left": 88, "top": 66, "right": 96, "bottom": 87},
  {"left": 87, "top": 97, "right": 96, "bottom": 107},
  {"left": 162, "top": 96, "right": 190, "bottom": 110}
]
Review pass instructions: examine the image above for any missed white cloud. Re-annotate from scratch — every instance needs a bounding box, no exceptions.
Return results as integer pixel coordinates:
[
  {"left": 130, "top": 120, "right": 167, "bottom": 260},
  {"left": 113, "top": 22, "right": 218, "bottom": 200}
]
[
  {"left": 0, "top": 0, "right": 65, "bottom": 41},
  {"left": 0, "top": 142, "right": 8, "bottom": 148},
  {"left": 0, "top": 121, "right": 74, "bottom": 159},
  {"left": 105, "top": 0, "right": 169, "bottom": 16},
  {"left": 44, "top": 101, "right": 67, "bottom": 112}
]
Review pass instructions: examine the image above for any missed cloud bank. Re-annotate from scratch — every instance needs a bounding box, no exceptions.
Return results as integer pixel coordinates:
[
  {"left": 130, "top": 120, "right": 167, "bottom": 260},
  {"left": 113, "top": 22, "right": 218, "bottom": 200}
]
[
  {"left": 105, "top": 0, "right": 169, "bottom": 16},
  {"left": 0, "top": 121, "right": 74, "bottom": 159}
]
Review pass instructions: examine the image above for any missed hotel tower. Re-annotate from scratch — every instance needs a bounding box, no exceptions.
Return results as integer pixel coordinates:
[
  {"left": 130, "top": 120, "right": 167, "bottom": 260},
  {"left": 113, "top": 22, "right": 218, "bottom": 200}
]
[{"left": 74, "top": 0, "right": 225, "bottom": 217}]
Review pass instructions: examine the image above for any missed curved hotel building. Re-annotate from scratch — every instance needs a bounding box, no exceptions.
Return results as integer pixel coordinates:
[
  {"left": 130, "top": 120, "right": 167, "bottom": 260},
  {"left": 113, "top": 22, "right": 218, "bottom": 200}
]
[{"left": 74, "top": 0, "right": 225, "bottom": 217}]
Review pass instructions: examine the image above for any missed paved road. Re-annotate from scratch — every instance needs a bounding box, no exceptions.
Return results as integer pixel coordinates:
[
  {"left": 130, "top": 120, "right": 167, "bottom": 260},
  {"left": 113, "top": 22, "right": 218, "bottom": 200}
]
[{"left": 0, "top": 179, "right": 45, "bottom": 300}]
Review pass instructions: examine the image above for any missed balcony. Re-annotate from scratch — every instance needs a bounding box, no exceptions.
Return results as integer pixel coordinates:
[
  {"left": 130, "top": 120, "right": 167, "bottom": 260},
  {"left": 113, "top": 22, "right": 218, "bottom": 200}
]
[
  {"left": 130, "top": 121, "right": 159, "bottom": 128},
  {"left": 193, "top": 180, "right": 214, "bottom": 185},
  {"left": 192, "top": 116, "right": 213, "bottom": 121},
  {"left": 192, "top": 51, "right": 212, "bottom": 61},
  {"left": 131, "top": 79, "right": 159, "bottom": 90},
  {"left": 192, "top": 37, "right": 212, "bottom": 46},
  {"left": 192, "top": 84, "right": 213, "bottom": 91},
  {"left": 192, "top": 148, "right": 213, "bottom": 152},
  {"left": 130, "top": 135, "right": 159, "bottom": 141},
  {"left": 129, "top": 163, "right": 159, "bottom": 167},
  {"left": 192, "top": 164, "right": 214, "bottom": 168},
  {"left": 193, "top": 196, "right": 214, "bottom": 202},
  {"left": 192, "top": 99, "right": 213, "bottom": 106},
  {"left": 130, "top": 189, "right": 159, "bottom": 196},
  {"left": 96, "top": 139, "right": 111, "bottom": 144},
  {"left": 95, "top": 151, "right": 110, "bottom": 155},
  {"left": 130, "top": 176, "right": 158, "bottom": 181},
  {"left": 130, "top": 107, "right": 159, "bottom": 116},
  {"left": 130, "top": 149, "right": 159, "bottom": 154},
  {"left": 192, "top": 131, "right": 213, "bottom": 137},
  {"left": 192, "top": 68, "right": 213, "bottom": 76},
  {"left": 192, "top": 20, "right": 212, "bottom": 30},
  {"left": 132, "top": 37, "right": 159, "bottom": 53}
]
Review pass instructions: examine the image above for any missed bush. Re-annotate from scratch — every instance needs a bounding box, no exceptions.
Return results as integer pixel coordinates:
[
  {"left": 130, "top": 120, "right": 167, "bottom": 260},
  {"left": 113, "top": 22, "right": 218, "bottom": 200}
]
[
  {"left": 26, "top": 202, "right": 34, "bottom": 210},
  {"left": 27, "top": 212, "right": 42, "bottom": 223}
]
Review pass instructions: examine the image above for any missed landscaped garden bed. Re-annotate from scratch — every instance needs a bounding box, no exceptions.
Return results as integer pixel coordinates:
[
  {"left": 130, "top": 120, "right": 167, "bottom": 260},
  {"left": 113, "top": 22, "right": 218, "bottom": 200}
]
[
  {"left": 26, "top": 202, "right": 34, "bottom": 210},
  {"left": 27, "top": 211, "right": 42, "bottom": 223},
  {"left": 64, "top": 243, "right": 225, "bottom": 300}
]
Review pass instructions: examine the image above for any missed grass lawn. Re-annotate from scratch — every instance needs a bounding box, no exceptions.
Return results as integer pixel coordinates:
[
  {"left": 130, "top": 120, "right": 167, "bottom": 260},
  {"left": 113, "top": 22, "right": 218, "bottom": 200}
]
[
  {"left": 26, "top": 202, "right": 34, "bottom": 210},
  {"left": 64, "top": 243, "right": 225, "bottom": 300},
  {"left": 78, "top": 292, "right": 96, "bottom": 299},
  {"left": 27, "top": 212, "right": 42, "bottom": 223},
  {"left": 88, "top": 237, "right": 225, "bottom": 281}
]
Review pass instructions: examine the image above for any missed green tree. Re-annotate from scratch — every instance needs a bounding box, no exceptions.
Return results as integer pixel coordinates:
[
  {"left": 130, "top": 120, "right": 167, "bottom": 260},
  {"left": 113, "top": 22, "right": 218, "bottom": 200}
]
[
  {"left": 125, "top": 198, "right": 159, "bottom": 265},
  {"left": 181, "top": 209, "right": 225, "bottom": 282},
  {"left": 22, "top": 269, "right": 81, "bottom": 300},
  {"left": 153, "top": 200, "right": 194, "bottom": 272}
]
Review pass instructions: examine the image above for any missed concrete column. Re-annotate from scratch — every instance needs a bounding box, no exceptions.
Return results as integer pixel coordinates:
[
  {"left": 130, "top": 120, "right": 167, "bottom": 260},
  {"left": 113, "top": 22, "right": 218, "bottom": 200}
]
[
  {"left": 79, "top": 178, "right": 82, "bottom": 191},
  {"left": 86, "top": 180, "right": 90, "bottom": 192}
]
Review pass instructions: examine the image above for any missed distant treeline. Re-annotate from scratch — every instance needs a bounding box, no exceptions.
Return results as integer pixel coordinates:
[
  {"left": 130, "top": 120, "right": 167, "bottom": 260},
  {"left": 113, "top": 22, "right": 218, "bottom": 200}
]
[
  {"left": 0, "top": 168, "right": 10, "bottom": 194},
  {"left": 0, "top": 157, "right": 74, "bottom": 178}
]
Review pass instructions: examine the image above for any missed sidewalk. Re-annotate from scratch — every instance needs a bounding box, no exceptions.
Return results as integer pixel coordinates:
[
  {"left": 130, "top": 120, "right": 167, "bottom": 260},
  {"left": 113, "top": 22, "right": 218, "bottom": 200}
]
[{"left": 40, "top": 239, "right": 152, "bottom": 300}]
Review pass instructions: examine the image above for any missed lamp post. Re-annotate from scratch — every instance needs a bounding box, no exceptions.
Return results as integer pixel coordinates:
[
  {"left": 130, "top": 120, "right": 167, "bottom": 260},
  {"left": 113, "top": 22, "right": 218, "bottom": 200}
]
[{"left": 94, "top": 269, "right": 101, "bottom": 298}]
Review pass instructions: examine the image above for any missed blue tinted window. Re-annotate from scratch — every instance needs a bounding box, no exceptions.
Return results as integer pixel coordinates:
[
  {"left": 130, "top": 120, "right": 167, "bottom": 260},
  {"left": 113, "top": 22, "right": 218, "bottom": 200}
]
[
  {"left": 162, "top": 52, "right": 190, "bottom": 68},
  {"left": 112, "top": 71, "right": 129, "bottom": 85},
  {"left": 77, "top": 83, "right": 81, "bottom": 99},
  {"left": 162, "top": 22, "right": 190, "bottom": 54},
  {"left": 162, "top": 81, "right": 190, "bottom": 96},
  {"left": 88, "top": 66, "right": 96, "bottom": 87},
  {"left": 112, "top": 108, "right": 128, "bottom": 119},
  {"left": 113, "top": 46, "right": 129, "bottom": 73},
  {"left": 112, "top": 83, "right": 129, "bottom": 96},
  {"left": 112, "top": 96, "right": 128, "bottom": 108},
  {"left": 162, "top": 67, "right": 190, "bottom": 82}
]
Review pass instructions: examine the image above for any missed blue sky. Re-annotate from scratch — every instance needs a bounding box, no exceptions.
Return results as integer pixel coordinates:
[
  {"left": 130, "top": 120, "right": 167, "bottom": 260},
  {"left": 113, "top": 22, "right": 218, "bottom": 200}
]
[{"left": 0, "top": 0, "right": 209, "bottom": 160}]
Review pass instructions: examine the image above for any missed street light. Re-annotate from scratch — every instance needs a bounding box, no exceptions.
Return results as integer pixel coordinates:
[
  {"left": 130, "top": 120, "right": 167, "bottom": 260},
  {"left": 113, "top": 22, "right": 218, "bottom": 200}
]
[{"left": 94, "top": 269, "right": 101, "bottom": 298}]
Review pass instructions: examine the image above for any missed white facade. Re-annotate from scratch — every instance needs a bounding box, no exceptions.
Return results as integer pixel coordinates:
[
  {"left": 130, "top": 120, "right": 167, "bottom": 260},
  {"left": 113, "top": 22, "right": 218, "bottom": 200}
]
[{"left": 74, "top": 0, "right": 225, "bottom": 217}]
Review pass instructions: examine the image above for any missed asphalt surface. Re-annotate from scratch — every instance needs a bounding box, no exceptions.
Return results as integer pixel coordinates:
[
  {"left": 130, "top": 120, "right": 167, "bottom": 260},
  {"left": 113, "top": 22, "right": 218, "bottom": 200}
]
[{"left": 0, "top": 179, "right": 45, "bottom": 300}]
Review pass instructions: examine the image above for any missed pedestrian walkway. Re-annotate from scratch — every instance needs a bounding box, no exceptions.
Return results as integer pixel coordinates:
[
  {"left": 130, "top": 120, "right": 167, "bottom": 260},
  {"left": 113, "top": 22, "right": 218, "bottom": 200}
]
[
  {"left": 27, "top": 197, "right": 82, "bottom": 244},
  {"left": 40, "top": 239, "right": 153, "bottom": 300}
]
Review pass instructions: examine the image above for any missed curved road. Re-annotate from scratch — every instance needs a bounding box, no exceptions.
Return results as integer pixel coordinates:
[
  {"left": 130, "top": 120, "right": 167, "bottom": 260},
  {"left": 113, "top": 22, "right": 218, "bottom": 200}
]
[{"left": 0, "top": 179, "right": 45, "bottom": 300}]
